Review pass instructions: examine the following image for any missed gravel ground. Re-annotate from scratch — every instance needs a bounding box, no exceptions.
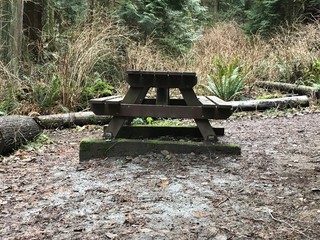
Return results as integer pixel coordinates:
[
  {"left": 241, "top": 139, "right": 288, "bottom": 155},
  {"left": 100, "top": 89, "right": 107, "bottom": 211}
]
[{"left": 1, "top": 112, "right": 320, "bottom": 239}]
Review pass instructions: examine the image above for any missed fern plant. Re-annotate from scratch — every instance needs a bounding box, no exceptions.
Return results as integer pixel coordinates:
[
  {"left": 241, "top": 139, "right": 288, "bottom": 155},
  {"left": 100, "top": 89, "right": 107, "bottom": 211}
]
[{"left": 207, "top": 57, "right": 245, "bottom": 101}]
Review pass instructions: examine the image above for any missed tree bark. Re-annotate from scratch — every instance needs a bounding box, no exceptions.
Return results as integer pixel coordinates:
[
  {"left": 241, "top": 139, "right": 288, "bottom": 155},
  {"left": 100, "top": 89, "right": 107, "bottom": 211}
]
[
  {"left": 0, "top": 116, "right": 42, "bottom": 155},
  {"left": 256, "top": 81, "right": 320, "bottom": 98},
  {"left": 35, "top": 111, "right": 111, "bottom": 129},
  {"left": 230, "top": 95, "right": 309, "bottom": 111},
  {"left": 0, "top": 0, "right": 23, "bottom": 70}
]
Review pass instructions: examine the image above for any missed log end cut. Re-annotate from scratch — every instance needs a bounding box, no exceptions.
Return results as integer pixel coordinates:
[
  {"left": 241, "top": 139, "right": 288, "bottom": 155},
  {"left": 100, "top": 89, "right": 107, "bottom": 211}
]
[{"left": 0, "top": 115, "right": 43, "bottom": 155}]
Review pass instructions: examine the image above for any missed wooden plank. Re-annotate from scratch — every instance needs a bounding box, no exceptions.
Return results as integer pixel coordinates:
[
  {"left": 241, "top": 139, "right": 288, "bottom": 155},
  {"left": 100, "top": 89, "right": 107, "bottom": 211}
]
[
  {"left": 198, "top": 96, "right": 217, "bottom": 108},
  {"left": 105, "top": 96, "right": 123, "bottom": 104},
  {"left": 115, "top": 126, "right": 225, "bottom": 138},
  {"left": 206, "top": 96, "right": 232, "bottom": 108},
  {"left": 143, "top": 99, "right": 187, "bottom": 105},
  {"left": 89, "top": 95, "right": 122, "bottom": 103},
  {"left": 126, "top": 71, "right": 197, "bottom": 88},
  {"left": 90, "top": 96, "right": 123, "bottom": 115},
  {"left": 80, "top": 139, "right": 241, "bottom": 161},
  {"left": 105, "top": 104, "right": 202, "bottom": 118},
  {"left": 99, "top": 103, "right": 232, "bottom": 119}
]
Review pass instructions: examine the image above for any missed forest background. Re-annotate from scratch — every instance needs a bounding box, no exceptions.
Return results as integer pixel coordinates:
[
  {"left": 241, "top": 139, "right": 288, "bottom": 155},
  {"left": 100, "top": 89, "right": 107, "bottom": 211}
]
[{"left": 0, "top": 0, "right": 319, "bottom": 115}]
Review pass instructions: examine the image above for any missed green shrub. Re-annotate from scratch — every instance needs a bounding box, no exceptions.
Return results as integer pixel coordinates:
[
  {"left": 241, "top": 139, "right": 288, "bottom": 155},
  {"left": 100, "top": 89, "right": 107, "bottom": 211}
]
[
  {"left": 79, "top": 73, "right": 114, "bottom": 109},
  {"left": 207, "top": 56, "right": 246, "bottom": 101},
  {"left": 276, "top": 60, "right": 304, "bottom": 84},
  {"left": 303, "top": 60, "right": 320, "bottom": 87},
  {"left": 30, "top": 74, "right": 61, "bottom": 112}
]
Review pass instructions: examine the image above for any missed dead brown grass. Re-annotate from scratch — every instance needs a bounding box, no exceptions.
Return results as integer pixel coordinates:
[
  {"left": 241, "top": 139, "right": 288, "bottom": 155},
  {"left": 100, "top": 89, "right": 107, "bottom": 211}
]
[
  {"left": 1, "top": 19, "right": 319, "bottom": 114},
  {"left": 127, "top": 21, "right": 320, "bottom": 94},
  {"left": 58, "top": 14, "right": 130, "bottom": 108}
]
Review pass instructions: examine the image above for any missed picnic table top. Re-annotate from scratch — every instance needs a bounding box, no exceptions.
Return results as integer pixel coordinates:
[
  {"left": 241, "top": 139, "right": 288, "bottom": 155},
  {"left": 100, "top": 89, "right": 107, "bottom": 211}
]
[{"left": 126, "top": 70, "right": 197, "bottom": 88}]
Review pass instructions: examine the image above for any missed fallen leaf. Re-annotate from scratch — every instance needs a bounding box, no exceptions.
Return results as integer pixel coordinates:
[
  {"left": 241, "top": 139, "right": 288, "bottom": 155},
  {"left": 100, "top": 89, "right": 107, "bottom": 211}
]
[
  {"left": 160, "top": 178, "right": 169, "bottom": 188},
  {"left": 125, "top": 213, "right": 135, "bottom": 224}
]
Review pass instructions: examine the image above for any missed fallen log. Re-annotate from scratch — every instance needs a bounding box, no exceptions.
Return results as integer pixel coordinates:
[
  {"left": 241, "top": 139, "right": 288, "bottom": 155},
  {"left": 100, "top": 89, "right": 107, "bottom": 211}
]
[
  {"left": 229, "top": 95, "right": 309, "bottom": 111},
  {"left": 35, "top": 111, "right": 111, "bottom": 129},
  {"left": 0, "top": 115, "right": 42, "bottom": 155},
  {"left": 256, "top": 81, "right": 320, "bottom": 98}
]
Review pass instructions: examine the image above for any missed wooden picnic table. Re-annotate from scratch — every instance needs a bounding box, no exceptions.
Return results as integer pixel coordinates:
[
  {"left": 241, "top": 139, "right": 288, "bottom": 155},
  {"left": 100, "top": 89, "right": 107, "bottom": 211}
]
[{"left": 89, "top": 71, "right": 234, "bottom": 142}]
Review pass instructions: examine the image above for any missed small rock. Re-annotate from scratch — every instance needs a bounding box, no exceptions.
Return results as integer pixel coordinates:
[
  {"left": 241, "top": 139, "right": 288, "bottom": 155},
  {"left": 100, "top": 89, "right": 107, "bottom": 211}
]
[
  {"left": 161, "top": 150, "right": 170, "bottom": 156},
  {"left": 20, "top": 157, "right": 37, "bottom": 162},
  {"left": 140, "top": 157, "right": 149, "bottom": 162},
  {"left": 176, "top": 175, "right": 186, "bottom": 179},
  {"left": 132, "top": 157, "right": 141, "bottom": 163},
  {"left": 106, "top": 232, "right": 118, "bottom": 239},
  {"left": 214, "top": 234, "right": 228, "bottom": 240},
  {"left": 314, "top": 166, "right": 320, "bottom": 172},
  {"left": 76, "top": 166, "right": 86, "bottom": 171},
  {"left": 140, "top": 228, "right": 153, "bottom": 233}
]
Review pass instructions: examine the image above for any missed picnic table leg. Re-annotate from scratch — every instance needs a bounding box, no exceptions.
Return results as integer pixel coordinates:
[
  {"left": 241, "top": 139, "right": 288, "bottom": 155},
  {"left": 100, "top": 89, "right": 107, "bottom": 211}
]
[
  {"left": 104, "top": 87, "right": 149, "bottom": 139},
  {"left": 180, "top": 88, "right": 218, "bottom": 142},
  {"left": 156, "top": 88, "right": 169, "bottom": 105}
]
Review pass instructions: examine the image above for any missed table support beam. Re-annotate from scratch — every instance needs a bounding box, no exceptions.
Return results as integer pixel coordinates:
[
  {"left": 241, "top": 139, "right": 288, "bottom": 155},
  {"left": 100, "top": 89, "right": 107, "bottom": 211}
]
[
  {"left": 180, "top": 88, "right": 218, "bottom": 142},
  {"left": 105, "top": 86, "right": 149, "bottom": 139}
]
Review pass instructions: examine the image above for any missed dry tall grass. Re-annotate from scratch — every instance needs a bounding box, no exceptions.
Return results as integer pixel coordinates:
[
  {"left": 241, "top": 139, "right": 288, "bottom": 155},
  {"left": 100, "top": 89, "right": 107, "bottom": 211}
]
[
  {"left": 127, "top": 21, "right": 320, "bottom": 94},
  {"left": 58, "top": 14, "right": 130, "bottom": 108},
  {"left": 1, "top": 18, "right": 319, "bottom": 114}
]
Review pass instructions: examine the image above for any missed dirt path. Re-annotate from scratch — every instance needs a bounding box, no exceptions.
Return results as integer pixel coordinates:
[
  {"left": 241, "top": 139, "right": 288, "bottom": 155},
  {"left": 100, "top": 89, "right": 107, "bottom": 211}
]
[{"left": 1, "top": 113, "right": 320, "bottom": 239}]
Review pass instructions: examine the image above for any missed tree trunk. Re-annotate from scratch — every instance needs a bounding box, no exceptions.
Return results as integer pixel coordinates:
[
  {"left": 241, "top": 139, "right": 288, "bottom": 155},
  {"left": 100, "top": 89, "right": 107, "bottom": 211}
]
[
  {"left": 230, "top": 95, "right": 309, "bottom": 111},
  {"left": 0, "top": 0, "right": 24, "bottom": 70},
  {"left": 0, "top": 116, "right": 42, "bottom": 155},
  {"left": 36, "top": 111, "right": 111, "bottom": 129},
  {"left": 256, "top": 81, "right": 320, "bottom": 98}
]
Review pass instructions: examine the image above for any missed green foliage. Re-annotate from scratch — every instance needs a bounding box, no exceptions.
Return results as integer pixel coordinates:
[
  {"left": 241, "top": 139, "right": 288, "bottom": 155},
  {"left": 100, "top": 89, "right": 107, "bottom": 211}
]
[
  {"left": 25, "top": 134, "right": 54, "bottom": 150},
  {"left": 303, "top": 60, "right": 320, "bottom": 86},
  {"left": 151, "top": 118, "right": 183, "bottom": 126},
  {"left": 131, "top": 117, "right": 145, "bottom": 125},
  {"left": 276, "top": 60, "right": 304, "bottom": 84},
  {"left": 146, "top": 117, "right": 153, "bottom": 125},
  {"left": 79, "top": 72, "right": 114, "bottom": 108},
  {"left": 118, "top": 0, "right": 207, "bottom": 54},
  {"left": 0, "top": 89, "right": 20, "bottom": 115},
  {"left": 256, "top": 92, "right": 283, "bottom": 100},
  {"left": 243, "top": 0, "right": 306, "bottom": 35},
  {"left": 29, "top": 74, "right": 61, "bottom": 112},
  {"left": 203, "top": 0, "right": 249, "bottom": 23},
  {"left": 207, "top": 57, "right": 246, "bottom": 101},
  {"left": 131, "top": 117, "right": 183, "bottom": 126},
  {"left": 51, "top": 0, "right": 88, "bottom": 25}
]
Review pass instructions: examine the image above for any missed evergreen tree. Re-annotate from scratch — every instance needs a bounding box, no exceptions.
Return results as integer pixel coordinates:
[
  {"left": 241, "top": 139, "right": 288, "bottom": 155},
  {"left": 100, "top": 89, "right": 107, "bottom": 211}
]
[
  {"left": 243, "top": 0, "right": 317, "bottom": 36},
  {"left": 118, "top": 0, "right": 207, "bottom": 54}
]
